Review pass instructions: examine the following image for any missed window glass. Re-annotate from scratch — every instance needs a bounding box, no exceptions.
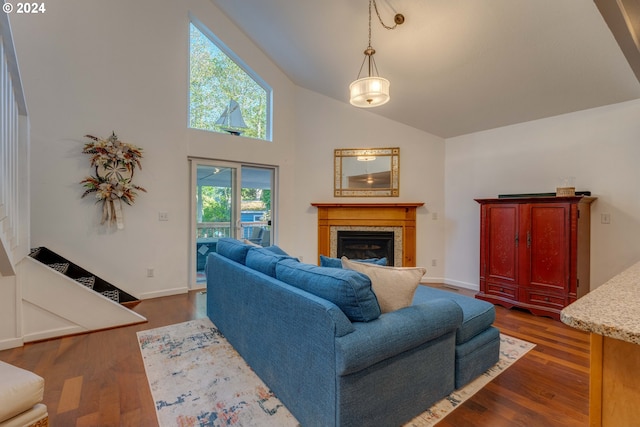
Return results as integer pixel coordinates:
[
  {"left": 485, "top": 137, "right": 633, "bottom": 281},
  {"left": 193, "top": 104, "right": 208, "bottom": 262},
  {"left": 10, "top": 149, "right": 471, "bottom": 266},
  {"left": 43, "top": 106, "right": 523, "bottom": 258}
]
[{"left": 189, "top": 21, "right": 271, "bottom": 140}]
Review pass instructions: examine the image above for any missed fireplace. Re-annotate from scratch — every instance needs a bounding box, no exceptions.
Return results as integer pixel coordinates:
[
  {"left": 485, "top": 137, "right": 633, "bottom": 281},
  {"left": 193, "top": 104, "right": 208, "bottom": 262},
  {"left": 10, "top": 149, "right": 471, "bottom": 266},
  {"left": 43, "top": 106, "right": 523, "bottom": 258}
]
[
  {"left": 337, "top": 231, "right": 394, "bottom": 265},
  {"left": 311, "top": 203, "right": 424, "bottom": 267}
]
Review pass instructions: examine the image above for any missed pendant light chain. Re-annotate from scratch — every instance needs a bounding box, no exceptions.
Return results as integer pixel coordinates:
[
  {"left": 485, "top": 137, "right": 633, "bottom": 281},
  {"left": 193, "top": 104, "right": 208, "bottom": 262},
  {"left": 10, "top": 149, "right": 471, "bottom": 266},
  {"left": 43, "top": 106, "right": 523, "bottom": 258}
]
[
  {"left": 354, "top": 1, "right": 374, "bottom": 81},
  {"left": 371, "top": 0, "right": 401, "bottom": 31},
  {"left": 367, "top": 0, "right": 375, "bottom": 77},
  {"left": 368, "top": 0, "right": 372, "bottom": 47}
]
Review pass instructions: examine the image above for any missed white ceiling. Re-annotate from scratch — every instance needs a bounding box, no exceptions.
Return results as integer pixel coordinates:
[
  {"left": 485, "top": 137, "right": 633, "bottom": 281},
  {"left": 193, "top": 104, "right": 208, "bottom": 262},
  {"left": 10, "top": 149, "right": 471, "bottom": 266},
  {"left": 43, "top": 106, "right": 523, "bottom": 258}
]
[{"left": 212, "top": 0, "right": 640, "bottom": 138}]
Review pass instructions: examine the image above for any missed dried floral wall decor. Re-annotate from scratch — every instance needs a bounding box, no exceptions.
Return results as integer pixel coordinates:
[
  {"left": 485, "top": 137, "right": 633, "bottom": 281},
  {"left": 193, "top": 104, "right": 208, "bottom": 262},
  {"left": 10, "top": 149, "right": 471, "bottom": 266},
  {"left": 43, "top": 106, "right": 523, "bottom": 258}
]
[{"left": 80, "top": 132, "right": 146, "bottom": 229}]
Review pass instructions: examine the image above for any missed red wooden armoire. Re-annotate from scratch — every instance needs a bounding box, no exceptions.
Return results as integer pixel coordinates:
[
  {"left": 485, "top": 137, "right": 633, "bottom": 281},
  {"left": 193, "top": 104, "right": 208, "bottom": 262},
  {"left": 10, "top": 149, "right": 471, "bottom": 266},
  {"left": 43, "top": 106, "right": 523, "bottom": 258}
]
[{"left": 475, "top": 196, "right": 596, "bottom": 320}]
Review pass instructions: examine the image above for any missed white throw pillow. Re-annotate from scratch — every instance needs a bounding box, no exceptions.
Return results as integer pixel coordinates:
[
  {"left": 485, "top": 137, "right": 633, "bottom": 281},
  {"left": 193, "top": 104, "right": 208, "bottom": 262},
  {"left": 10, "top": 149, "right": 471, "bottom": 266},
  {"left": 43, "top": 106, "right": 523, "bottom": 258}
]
[{"left": 341, "top": 257, "right": 426, "bottom": 313}]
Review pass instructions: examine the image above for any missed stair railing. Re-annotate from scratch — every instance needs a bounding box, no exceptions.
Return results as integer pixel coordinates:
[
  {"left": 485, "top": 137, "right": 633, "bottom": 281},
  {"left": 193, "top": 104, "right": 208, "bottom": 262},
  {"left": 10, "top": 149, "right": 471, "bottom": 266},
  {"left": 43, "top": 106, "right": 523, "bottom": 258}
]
[{"left": 0, "top": 11, "right": 30, "bottom": 276}]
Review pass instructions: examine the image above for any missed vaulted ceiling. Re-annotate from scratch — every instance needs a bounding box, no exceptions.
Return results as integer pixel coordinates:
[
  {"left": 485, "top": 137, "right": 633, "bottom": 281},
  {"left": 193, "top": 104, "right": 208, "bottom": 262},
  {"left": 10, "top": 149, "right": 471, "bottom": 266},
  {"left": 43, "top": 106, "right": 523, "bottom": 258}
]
[{"left": 212, "top": 0, "right": 640, "bottom": 138}]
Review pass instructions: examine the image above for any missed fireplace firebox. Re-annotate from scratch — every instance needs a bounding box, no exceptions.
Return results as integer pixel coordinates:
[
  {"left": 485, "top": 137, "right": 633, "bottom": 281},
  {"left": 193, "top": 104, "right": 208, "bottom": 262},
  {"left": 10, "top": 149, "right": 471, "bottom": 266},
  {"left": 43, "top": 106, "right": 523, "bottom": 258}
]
[{"left": 337, "top": 231, "right": 394, "bottom": 266}]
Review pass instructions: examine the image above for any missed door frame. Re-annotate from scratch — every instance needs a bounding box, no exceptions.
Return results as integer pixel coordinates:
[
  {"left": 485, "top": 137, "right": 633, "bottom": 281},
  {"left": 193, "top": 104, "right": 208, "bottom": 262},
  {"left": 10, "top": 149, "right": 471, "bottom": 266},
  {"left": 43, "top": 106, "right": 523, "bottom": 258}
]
[{"left": 188, "top": 157, "right": 277, "bottom": 289}]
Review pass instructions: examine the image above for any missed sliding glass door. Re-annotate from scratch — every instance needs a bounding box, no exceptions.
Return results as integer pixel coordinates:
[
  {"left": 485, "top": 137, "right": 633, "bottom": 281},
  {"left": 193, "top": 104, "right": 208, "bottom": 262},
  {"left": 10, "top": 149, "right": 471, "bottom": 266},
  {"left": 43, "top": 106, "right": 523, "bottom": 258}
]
[{"left": 190, "top": 159, "right": 275, "bottom": 287}]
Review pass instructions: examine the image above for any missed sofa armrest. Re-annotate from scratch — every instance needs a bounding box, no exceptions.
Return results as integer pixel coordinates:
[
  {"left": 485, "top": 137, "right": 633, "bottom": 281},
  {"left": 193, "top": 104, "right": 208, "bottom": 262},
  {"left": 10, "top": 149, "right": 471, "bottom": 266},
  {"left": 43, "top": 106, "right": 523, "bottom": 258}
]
[{"left": 335, "top": 298, "right": 463, "bottom": 376}]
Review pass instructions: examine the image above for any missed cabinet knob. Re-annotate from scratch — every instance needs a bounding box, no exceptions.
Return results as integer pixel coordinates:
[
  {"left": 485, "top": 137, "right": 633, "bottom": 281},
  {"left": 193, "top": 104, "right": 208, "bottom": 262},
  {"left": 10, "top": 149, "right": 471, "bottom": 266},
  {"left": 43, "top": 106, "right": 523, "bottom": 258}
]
[
  {"left": 500, "top": 288, "right": 504, "bottom": 292},
  {"left": 544, "top": 297, "right": 550, "bottom": 302}
]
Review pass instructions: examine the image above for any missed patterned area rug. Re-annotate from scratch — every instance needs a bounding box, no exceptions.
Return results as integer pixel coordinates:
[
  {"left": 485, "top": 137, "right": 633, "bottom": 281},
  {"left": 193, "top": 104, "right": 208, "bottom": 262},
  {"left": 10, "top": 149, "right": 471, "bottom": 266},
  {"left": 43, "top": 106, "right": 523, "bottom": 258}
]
[{"left": 137, "top": 318, "right": 535, "bottom": 427}]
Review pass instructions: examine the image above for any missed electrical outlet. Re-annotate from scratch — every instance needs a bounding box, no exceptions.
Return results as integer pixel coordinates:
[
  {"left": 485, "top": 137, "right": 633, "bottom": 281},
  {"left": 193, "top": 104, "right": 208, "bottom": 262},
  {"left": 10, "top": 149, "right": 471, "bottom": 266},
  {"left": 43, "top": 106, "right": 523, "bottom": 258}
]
[
  {"left": 158, "top": 211, "right": 169, "bottom": 221},
  {"left": 147, "top": 268, "right": 154, "bottom": 277},
  {"left": 601, "top": 213, "right": 611, "bottom": 224},
  {"left": 432, "top": 212, "right": 438, "bottom": 220},
  {"left": 431, "top": 259, "right": 437, "bottom": 267}
]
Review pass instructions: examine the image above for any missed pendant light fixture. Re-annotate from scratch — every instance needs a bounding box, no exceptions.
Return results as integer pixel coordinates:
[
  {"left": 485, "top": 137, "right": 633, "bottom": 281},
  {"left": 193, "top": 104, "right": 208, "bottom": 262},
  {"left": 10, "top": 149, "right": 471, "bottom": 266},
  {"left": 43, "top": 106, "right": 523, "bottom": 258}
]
[{"left": 349, "top": 0, "right": 405, "bottom": 108}]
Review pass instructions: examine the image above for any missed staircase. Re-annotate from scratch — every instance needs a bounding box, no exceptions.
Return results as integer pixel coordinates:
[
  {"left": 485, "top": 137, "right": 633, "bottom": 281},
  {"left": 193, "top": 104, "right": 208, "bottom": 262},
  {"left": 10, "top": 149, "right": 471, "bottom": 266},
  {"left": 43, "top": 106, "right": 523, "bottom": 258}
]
[
  {"left": 29, "top": 247, "right": 140, "bottom": 308},
  {"left": 17, "top": 252, "right": 146, "bottom": 343}
]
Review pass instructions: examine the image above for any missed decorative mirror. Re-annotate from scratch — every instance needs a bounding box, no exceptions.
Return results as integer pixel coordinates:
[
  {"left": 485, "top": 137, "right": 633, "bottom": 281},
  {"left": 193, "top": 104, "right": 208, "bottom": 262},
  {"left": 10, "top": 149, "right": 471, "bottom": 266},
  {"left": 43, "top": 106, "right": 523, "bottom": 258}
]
[{"left": 334, "top": 147, "right": 399, "bottom": 197}]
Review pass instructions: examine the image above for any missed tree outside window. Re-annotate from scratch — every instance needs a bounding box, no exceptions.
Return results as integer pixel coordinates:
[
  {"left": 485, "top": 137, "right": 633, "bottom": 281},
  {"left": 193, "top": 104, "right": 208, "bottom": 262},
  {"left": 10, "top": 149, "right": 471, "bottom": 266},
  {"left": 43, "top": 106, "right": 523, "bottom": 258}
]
[{"left": 189, "top": 22, "right": 270, "bottom": 140}]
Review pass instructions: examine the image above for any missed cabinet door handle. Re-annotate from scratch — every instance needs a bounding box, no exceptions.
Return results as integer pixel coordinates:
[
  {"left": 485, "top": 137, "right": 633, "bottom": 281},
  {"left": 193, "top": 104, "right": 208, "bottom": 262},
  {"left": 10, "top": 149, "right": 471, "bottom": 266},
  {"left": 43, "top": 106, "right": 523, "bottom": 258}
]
[
  {"left": 527, "top": 231, "right": 531, "bottom": 248},
  {"left": 515, "top": 233, "right": 519, "bottom": 245}
]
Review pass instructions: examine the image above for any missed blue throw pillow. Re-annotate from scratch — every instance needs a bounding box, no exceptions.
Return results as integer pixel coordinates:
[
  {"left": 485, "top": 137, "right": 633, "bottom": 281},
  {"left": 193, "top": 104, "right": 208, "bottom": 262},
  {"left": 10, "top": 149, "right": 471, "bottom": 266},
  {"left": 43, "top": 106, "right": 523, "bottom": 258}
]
[
  {"left": 216, "top": 238, "right": 251, "bottom": 265},
  {"left": 246, "top": 247, "right": 297, "bottom": 278},
  {"left": 319, "top": 255, "right": 387, "bottom": 268},
  {"left": 276, "top": 258, "right": 381, "bottom": 322}
]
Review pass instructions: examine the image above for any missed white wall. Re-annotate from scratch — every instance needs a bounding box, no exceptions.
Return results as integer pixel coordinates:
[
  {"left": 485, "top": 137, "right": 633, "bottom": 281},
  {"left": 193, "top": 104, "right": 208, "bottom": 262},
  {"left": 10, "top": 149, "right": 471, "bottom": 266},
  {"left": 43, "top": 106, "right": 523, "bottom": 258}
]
[
  {"left": 8, "top": 0, "right": 443, "bottom": 306},
  {"left": 9, "top": 0, "right": 298, "bottom": 299},
  {"left": 0, "top": 275, "right": 21, "bottom": 349},
  {"left": 291, "top": 88, "right": 447, "bottom": 280},
  {"left": 445, "top": 99, "right": 640, "bottom": 290}
]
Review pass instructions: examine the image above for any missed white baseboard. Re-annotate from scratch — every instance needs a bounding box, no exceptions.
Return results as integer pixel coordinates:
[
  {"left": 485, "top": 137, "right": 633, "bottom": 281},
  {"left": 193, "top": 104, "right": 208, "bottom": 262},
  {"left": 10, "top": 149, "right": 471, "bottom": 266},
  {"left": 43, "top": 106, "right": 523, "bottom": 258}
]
[
  {"left": 421, "top": 276, "right": 479, "bottom": 292},
  {"left": 443, "top": 278, "right": 479, "bottom": 292},
  {"left": 23, "top": 325, "right": 86, "bottom": 343},
  {"left": 421, "top": 276, "right": 445, "bottom": 284},
  {"left": 0, "top": 337, "right": 24, "bottom": 351},
  {"left": 138, "top": 287, "right": 189, "bottom": 300}
]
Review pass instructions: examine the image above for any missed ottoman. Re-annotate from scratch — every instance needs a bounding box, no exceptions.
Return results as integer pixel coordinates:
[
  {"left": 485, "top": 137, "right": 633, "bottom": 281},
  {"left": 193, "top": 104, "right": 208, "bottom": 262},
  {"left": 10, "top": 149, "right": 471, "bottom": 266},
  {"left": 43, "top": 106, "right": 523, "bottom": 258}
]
[
  {"left": 414, "top": 286, "right": 501, "bottom": 388},
  {"left": 0, "top": 361, "right": 48, "bottom": 427}
]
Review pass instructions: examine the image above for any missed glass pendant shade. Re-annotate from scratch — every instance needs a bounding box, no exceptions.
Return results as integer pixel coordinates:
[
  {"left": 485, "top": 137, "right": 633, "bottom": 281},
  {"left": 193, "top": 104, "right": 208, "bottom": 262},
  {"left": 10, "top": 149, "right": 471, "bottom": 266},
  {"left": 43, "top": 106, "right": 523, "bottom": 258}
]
[{"left": 349, "top": 76, "right": 390, "bottom": 108}]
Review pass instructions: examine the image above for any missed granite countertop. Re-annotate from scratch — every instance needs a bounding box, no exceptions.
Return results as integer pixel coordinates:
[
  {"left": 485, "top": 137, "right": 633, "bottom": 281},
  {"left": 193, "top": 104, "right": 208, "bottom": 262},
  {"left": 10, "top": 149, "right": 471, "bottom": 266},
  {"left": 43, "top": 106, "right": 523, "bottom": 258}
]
[{"left": 561, "top": 261, "right": 640, "bottom": 345}]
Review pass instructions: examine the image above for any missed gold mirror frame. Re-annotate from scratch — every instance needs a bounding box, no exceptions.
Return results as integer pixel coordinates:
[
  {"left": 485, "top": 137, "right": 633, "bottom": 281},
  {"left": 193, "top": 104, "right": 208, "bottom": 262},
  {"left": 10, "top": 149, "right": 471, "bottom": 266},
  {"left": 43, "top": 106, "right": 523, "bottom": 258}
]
[{"left": 334, "top": 147, "right": 399, "bottom": 197}]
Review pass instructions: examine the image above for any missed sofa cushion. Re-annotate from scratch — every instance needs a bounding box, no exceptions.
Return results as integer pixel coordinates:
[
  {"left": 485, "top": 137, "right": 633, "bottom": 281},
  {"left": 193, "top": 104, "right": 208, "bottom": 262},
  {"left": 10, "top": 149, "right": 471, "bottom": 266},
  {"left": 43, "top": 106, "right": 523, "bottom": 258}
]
[
  {"left": 413, "top": 286, "right": 496, "bottom": 344},
  {"left": 0, "top": 361, "right": 45, "bottom": 422},
  {"left": 342, "top": 258, "right": 425, "bottom": 313},
  {"left": 216, "top": 238, "right": 251, "bottom": 265},
  {"left": 319, "top": 255, "right": 387, "bottom": 268},
  {"left": 245, "top": 247, "right": 297, "bottom": 278},
  {"left": 276, "top": 258, "right": 381, "bottom": 322}
]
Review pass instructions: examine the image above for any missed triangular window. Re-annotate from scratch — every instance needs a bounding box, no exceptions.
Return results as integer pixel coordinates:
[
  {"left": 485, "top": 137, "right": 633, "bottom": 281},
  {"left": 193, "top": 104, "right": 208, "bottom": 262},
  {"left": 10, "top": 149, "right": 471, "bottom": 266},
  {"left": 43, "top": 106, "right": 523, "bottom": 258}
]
[{"left": 189, "top": 18, "right": 271, "bottom": 141}]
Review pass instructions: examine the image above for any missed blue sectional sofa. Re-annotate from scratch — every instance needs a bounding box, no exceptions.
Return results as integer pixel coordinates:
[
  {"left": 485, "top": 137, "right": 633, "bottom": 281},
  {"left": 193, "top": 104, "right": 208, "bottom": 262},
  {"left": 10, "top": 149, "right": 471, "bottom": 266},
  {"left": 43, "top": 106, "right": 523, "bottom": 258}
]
[
  {"left": 413, "top": 286, "right": 500, "bottom": 388},
  {"left": 206, "top": 238, "right": 499, "bottom": 427}
]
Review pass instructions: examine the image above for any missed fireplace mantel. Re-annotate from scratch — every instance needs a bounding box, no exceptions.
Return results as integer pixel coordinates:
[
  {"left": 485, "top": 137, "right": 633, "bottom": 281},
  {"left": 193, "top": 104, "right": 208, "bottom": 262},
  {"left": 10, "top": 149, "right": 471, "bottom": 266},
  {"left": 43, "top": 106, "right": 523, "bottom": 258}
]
[
  {"left": 311, "top": 203, "right": 424, "bottom": 209},
  {"left": 311, "top": 203, "right": 424, "bottom": 266}
]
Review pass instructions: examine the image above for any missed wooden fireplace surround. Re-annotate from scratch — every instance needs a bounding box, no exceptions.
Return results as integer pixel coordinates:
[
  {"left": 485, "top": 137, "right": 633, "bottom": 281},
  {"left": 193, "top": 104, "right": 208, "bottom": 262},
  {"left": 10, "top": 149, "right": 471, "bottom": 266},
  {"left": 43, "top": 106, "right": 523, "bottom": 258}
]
[{"left": 311, "top": 203, "right": 424, "bottom": 267}]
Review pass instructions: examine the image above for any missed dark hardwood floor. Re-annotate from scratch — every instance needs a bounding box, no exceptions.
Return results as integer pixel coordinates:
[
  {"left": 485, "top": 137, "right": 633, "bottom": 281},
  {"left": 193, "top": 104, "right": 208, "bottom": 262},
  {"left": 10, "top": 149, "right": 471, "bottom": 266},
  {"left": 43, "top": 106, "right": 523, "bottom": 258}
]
[
  {"left": 429, "top": 284, "right": 590, "bottom": 427},
  {"left": 0, "top": 287, "right": 589, "bottom": 426}
]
